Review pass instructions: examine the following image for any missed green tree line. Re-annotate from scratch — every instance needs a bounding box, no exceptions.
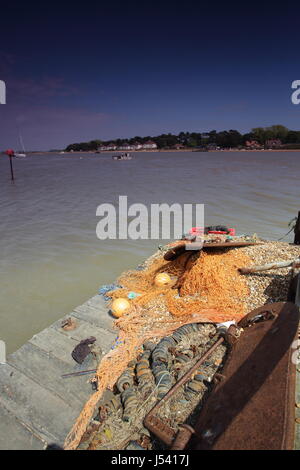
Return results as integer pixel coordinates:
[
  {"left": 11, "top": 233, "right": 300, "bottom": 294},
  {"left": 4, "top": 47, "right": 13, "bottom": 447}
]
[{"left": 65, "top": 125, "right": 300, "bottom": 151}]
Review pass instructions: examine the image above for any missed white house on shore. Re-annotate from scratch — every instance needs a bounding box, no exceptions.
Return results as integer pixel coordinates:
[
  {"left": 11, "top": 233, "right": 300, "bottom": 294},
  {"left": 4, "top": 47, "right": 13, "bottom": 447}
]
[
  {"left": 142, "top": 140, "right": 157, "bottom": 149},
  {"left": 118, "top": 143, "right": 133, "bottom": 150},
  {"left": 98, "top": 144, "right": 117, "bottom": 151},
  {"left": 132, "top": 142, "right": 143, "bottom": 150},
  {"left": 97, "top": 140, "right": 158, "bottom": 151}
]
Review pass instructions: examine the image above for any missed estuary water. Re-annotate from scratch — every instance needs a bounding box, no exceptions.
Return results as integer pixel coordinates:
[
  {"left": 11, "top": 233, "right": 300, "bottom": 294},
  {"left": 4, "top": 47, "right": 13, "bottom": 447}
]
[{"left": 0, "top": 150, "right": 299, "bottom": 353}]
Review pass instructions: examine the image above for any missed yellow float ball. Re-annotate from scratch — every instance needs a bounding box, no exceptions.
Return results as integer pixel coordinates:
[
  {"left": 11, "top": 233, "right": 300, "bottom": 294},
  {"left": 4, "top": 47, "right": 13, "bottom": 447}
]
[
  {"left": 154, "top": 272, "right": 172, "bottom": 287},
  {"left": 111, "top": 298, "right": 131, "bottom": 318}
]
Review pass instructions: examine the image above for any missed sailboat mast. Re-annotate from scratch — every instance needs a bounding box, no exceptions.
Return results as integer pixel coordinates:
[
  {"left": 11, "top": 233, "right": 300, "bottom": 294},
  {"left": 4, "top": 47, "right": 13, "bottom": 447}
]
[{"left": 19, "top": 134, "right": 26, "bottom": 153}]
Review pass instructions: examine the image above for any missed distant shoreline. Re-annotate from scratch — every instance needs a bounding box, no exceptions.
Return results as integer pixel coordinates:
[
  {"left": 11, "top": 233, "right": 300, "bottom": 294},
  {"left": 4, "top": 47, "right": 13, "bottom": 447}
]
[{"left": 28, "top": 148, "right": 300, "bottom": 155}]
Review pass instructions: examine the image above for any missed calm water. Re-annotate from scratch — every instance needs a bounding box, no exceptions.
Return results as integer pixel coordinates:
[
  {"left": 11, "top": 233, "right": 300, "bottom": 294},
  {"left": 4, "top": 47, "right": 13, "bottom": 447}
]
[{"left": 0, "top": 151, "right": 299, "bottom": 353}]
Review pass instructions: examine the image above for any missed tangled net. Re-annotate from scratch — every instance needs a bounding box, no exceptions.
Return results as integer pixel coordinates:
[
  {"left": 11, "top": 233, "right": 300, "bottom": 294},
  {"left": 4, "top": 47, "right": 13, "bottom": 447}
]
[
  {"left": 109, "top": 248, "right": 250, "bottom": 320},
  {"left": 64, "top": 247, "right": 251, "bottom": 450}
]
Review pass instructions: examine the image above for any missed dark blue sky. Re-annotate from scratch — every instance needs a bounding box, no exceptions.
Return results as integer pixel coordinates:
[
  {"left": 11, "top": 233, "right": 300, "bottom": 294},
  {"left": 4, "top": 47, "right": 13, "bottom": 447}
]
[{"left": 1, "top": 1, "right": 300, "bottom": 150}]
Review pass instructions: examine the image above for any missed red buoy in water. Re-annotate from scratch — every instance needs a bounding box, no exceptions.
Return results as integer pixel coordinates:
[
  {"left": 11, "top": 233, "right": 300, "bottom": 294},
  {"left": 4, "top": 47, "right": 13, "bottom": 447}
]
[{"left": 4, "top": 149, "right": 15, "bottom": 181}]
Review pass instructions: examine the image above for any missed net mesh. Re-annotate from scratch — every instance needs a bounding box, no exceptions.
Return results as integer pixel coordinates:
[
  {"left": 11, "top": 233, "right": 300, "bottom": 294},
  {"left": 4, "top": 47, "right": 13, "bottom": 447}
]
[
  {"left": 64, "top": 247, "right": 251, "bottom": 450},
  {"left": 109, "top": 249, "right": 250, "bottom": 319}
]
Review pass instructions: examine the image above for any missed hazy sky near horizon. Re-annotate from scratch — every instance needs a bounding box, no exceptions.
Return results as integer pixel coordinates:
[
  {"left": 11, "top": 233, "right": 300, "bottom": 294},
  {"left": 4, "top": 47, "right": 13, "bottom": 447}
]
[{"left": 1, "top": 1, "right": 300, "bottom": 150}]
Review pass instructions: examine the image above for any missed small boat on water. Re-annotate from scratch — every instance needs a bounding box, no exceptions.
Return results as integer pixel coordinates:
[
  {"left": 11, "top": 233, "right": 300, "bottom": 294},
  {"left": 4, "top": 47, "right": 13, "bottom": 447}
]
[
  {"left": 112, "top": 153, "right": 132, "bottom": 160},
  {"left": 14, "top": 153, "right": 26, "bottom": 158},
  {"left": 15, "top": 134, "right": 27, "bottom": 158}
]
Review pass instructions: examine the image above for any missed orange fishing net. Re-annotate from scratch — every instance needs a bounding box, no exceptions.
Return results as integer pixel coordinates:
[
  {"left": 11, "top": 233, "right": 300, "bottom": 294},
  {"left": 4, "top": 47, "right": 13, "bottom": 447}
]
[
  {"left": 166, "top": 249, "right": 250, "bottom": 319},
  {"left": 109, "top": 249, "right": 250, "bottom": 320},
  {"left": 64, "top": 247, "right": 251, "bottom": 450}
]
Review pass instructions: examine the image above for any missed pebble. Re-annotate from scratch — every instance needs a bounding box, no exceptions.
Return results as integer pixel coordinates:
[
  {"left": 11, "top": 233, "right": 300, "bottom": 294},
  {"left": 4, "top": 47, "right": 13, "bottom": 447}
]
[{"left": 241, "top": 241, "right": 300, "bottom": 312}]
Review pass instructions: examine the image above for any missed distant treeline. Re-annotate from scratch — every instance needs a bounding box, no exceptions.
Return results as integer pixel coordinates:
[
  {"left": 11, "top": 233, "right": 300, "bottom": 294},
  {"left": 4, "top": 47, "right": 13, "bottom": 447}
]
[{"left": 65, "top": 125, "right": 300, "bottom": 151}]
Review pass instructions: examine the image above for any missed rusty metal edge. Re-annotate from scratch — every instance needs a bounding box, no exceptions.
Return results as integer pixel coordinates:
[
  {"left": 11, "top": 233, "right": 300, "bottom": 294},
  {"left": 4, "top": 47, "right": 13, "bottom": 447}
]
[{"left": 190, "top": 302, "right": 298, "bottom": 450}]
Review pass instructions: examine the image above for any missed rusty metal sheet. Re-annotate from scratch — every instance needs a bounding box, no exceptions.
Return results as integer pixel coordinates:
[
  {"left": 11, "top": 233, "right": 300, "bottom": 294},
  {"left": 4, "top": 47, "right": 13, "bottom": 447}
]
[
  {"left": 164, "top": 241, "right": 262, "bottom": 261},
  {"left": 202, "top": 241, "right": 262, "bottom": 249},
  {"left": 190, "top": 302, "right": 299, "bottom": 450}
]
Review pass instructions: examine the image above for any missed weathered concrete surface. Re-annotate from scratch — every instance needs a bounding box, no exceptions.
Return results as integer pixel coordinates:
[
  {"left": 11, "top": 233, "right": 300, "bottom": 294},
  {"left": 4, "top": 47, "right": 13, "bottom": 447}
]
[
  {"left": 73, "top": 295, "right": 116, "bottom": 333},
  {"left": 0, "top": 405, "right": 45, "bottom": 450},
  {"left": 0, "top": 293, "right": 116, "bottom": 450}
]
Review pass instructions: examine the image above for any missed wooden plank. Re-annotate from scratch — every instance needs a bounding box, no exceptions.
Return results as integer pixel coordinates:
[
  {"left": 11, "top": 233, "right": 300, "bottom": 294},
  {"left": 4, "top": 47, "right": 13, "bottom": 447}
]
[
  {"left": 0, "top": 363, "right": 79, "bottom": 445},
  {"left": 85, "top": 294, "right": 111, "bottom": 310},
  {"left": 30, "top": 322, "right": 106, "bottom": 378},
  {"left": 73, "top": 295, "right": 116, "bottom": 333},
  {"left": 0, "top": 404, "right": 45, "bottom": 450},
  {"left": 8, "top": 343, "right": 94, "bottom": 409},
  {"left": 51, "top": 314, "right": 117, "bottom": 354},
  {"left": 0, "top": 294, "right": 118, "bottom": 448},
  {"left": 29, "top": 326, "right": 80, "bottom": 366}
]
